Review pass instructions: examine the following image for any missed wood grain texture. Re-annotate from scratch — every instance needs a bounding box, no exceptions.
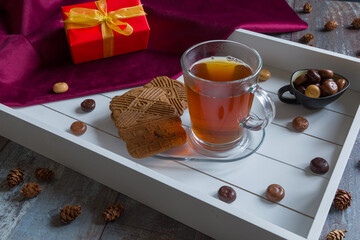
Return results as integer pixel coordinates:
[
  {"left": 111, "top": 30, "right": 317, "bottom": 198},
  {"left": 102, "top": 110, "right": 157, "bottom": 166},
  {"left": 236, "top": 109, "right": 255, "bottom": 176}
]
[
  {"left": 0, "top": 135, "right": 8, "bottom": 150},
  {"left": 101, "top": 193, "right": 212, "bottom": 240},
  {"left": 320, "top": 134, "right": 360, "bottom": 240},
  {"left": 1, "top": 1, "right": 360, "bottom": 239},
  {"left": 0, "top": 141, "right": 117, "bottom": 240},
  {"left": 0, "top": 140, "right": 212, "bottom": 240},
  {"left": 290, "top": 1, "right": 360, "bottom": 56}
]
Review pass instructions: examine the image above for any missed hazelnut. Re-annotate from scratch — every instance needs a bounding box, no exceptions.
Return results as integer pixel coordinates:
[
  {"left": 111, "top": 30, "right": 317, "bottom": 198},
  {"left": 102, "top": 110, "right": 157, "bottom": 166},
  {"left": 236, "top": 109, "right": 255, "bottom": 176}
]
[
  {"left": 292, "top": 116, "right": 309, "bottom": 132},
  {"left": 303, "top": 3, "right": 312, "bottom": 13},
  {"left": 301, "top": 33, "right": 315, "bottom": 44},
  {"left": 351, "top": 18, "right": 360, "bottom": 29},
  {"left": 259, "top": 69, "right": 271, "bottom": 81},
  {"left": 305, "top": 84, "right": 321, "bottom": 98},
  {"left": 324, "top": 21, "right": 338, "bottom": 31},
  {"left": 53, "top": 82, "right": 69, "bottom": 93}
]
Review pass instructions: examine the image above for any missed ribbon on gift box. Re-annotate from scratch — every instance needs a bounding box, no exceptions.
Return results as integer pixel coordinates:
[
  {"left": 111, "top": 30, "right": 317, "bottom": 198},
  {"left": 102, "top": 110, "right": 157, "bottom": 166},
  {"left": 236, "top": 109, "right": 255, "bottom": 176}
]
[{"left": 63, "top": 0, "right": 146, "bottom": 58}]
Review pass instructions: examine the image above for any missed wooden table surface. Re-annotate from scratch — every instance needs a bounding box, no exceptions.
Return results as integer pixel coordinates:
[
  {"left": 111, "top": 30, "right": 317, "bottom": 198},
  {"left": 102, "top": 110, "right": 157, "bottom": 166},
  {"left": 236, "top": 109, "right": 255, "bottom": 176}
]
[{"left": 1, "top": 1, "right": 360, "bottom": 239}]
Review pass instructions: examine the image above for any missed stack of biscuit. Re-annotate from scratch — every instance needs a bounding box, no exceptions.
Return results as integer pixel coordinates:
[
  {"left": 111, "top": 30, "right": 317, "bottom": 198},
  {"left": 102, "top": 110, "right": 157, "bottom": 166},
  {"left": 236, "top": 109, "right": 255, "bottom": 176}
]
[{"left": 110, "top": 76, "right": 188, "bottom": 158}]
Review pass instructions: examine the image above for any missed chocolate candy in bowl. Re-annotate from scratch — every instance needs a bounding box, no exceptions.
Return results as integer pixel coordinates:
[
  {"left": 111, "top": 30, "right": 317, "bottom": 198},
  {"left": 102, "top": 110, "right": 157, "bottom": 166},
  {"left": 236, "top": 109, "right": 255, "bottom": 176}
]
[{"left": 278, "top": 69, "right": 350, "bottom": 109}]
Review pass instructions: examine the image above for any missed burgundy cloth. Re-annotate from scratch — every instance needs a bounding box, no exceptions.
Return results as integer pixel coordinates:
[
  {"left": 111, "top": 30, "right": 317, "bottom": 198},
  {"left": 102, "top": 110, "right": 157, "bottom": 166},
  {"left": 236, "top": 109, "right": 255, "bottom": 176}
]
[{"left": 0, "top": 0, "right": 307, "bottom": 107}]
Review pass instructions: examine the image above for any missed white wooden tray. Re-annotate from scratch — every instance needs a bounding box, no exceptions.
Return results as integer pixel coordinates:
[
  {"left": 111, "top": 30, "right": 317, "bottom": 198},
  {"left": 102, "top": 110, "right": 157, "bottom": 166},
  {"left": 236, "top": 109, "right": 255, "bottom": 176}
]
[{"left": 1, "top": 29, "right": 360, "bottom": 240}]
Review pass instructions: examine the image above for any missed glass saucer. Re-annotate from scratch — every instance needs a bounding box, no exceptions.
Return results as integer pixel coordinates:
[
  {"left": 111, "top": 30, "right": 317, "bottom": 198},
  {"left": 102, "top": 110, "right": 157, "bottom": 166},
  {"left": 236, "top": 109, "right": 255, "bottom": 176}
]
[{"left": 156, "top": 110, "right": 265, "bottom": 162}]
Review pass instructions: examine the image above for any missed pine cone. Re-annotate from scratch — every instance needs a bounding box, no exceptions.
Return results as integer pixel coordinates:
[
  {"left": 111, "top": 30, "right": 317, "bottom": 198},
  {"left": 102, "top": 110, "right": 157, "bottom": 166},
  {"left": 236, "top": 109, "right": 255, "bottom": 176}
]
[
  {"left": 102, "top": 203, "right": 124, "bottom": 221},
  {"left": 20, "top": 182, "right": 42, "bottom": 198},
  {"left": 326, "top": 229, "right": 347, "bottom": 240},
  {"left": 303, "top": 3, "right": 312, "bottom": 13},
  {"left": 6, "top": 168, "right": 24, "bottom": 188},
  {"left": 334, "top": 189, "right": 352, "bottom": 210},
  {"left": 59, "top": 204, "right": 82, "bottom": 224},
  {"left": 35, "top": 168, "right": 54, "bottom": 181},
  {"left": 351, "top": 18, "right": 360, "bottom": 29},
  {"left": 324, "top": 21, "right": 338, "bottom": 31},
  {"left": 301, "top": 33, "right": 315, "bottom": 43}
]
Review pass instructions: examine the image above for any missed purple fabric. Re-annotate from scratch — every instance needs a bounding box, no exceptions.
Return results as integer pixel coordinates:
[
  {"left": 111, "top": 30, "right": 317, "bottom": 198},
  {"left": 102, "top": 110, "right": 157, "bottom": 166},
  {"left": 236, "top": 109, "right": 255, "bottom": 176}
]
[{"left": 0, "top": 0, "right": 307, "bottom": 107}]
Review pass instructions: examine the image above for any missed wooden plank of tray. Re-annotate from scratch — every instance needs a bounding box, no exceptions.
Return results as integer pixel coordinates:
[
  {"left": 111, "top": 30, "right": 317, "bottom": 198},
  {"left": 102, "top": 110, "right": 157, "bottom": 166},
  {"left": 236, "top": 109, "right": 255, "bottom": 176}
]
[
  {"left": 0, "top": 103, "right": 307, "bottom": 240},
  {"left": 12, "top": 61, "right": 360, "bottom": 238},
  {"left": 2, "top": 29, "right": 360, "bottom": 239},
  {"left": 15, "top": 98, "right": 315, "bottom": 237}
]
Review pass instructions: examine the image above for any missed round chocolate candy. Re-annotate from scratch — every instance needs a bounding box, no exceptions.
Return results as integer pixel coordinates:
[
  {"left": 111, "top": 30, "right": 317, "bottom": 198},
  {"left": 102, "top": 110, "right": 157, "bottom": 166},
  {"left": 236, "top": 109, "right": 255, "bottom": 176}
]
[
  {"left": 320, "top": 77, "right": 333, "bottom": 85},
  {"left": 306, "top": 69, "right": 321, "bottom": 84},
  {"left": 292, "top": 116, "right": 309, "bottom": 132},
  {"left": 336, "top": 78, "right": 346, "bottom": 91},
  {"left": 266, "top": 184, "right": 285, "bottom": 202},
  {"left": 310, "top": 157, "right": 329, "bottom": 174},
  {"left": 294, "top": 74, "right": 308, "bottom": 87},
  {"left": 305, "top": 84, "right": 321, "bottom": 98},
  {"left": 320, "top": 79, "right": 338, "bottom": 96},
  {"left": 81, "top": 99, "right": 96, "bottom": 112},
  {"left": 218, "top": 186, "right": 236, "bottom": 203},
  {"left": 70, "top": 121, "right": 87, "bottom": 135},
  {"left": 318, "top": 69, "right": 334, "bottom": 79},
  {"left": 296, "top": 85, "right": 306, "bottom": 94}
]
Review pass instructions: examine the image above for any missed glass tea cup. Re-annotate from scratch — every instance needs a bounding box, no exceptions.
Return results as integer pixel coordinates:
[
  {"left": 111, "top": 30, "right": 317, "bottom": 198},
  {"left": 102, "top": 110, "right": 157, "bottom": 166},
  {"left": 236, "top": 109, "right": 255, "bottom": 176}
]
[{"left": 181, "top": 40, "right": 275, "bottom": 157}]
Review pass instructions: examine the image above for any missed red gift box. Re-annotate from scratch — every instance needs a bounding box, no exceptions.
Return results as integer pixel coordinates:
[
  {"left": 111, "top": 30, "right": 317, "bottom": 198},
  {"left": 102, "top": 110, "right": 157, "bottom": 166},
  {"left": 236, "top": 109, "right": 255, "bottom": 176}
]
[{"left": 62, "top": 0, "right": 150, "bottom": 64}]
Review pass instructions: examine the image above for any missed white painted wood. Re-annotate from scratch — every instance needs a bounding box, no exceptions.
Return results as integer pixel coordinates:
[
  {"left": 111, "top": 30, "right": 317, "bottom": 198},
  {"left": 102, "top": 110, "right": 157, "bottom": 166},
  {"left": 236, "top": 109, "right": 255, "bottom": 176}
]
[
  {"left": 258, "top": 65, "right": 360, "bottom": 117},
  {"left": 181, "top": 152, "right": 328, "bottom": 218},
  {"left": 14, "top": 103, "right": 313, "bottom": 236},
  {"left": 0, "top": 104, "right": 304, "bottom": 240},
  {"left": 257, "top": 124, "right": 342, "bottom": 178},
  {"left": 141, "top": 158, "right": 314, "bottom": 238},
  {"left": 229, "top": 29, "right": 360, "bottom": 90},
  {"left": 1, "top": 29, "right": 360, "bottom": 239},
  {"left": 15, "top": 102, "right": 330, "bottom": 217},
  {"left": 268, "top": 92, "right": 355, "bottom": 146},
  {"left": 307, "top": 105, "right": 360, "bottom": 239}
]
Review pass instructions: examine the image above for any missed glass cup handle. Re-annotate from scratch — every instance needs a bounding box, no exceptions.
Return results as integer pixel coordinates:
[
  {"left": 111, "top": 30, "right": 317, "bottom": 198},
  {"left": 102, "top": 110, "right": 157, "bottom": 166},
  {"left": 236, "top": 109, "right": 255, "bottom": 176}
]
[{"left": 240, "top": 85, "right": 276, "bottom": 131}]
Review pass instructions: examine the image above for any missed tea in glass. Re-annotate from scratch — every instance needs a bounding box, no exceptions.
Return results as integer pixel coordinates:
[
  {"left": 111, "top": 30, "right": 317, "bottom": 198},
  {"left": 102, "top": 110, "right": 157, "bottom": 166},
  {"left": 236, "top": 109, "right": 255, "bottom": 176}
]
[
  {"left": 181, "top": 40, "right": 275, "bottom": 157},
  {"left": 186, "top": 56, "right": 254, "bottom": 145}
]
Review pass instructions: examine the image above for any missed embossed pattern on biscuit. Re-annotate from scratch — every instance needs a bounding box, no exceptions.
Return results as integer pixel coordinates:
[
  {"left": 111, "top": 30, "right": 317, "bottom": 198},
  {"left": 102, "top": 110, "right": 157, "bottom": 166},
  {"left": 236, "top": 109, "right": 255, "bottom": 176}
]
[
  {"left": 110, "top": 87, "right": 169, "bottom": 112},
  {"left": 133, "top": 87, "right": 169, "bottom": 103},
  {"left": 109, "top": 87, "right": 177, "bottom": 129},
  {"left": 109, "top": 85, "right": 187, "bottom": 158},
  {"left": 144, "top": 76, "right": 188, "bottom": 115}
]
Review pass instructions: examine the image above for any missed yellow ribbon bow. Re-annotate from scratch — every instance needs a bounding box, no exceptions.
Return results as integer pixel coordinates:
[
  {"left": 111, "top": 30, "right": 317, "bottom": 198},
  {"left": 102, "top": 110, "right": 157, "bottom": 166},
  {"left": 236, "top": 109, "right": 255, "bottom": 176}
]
[{"left": 64, "top": 0, "right": 146, "bottom": 58}]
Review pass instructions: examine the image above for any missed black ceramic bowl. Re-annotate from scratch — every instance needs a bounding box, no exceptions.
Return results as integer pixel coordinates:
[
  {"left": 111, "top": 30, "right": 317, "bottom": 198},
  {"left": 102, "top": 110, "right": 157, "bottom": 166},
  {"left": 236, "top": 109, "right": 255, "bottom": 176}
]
[{"left": 278, "top": 69, "right": 350, "bottom": 109}]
